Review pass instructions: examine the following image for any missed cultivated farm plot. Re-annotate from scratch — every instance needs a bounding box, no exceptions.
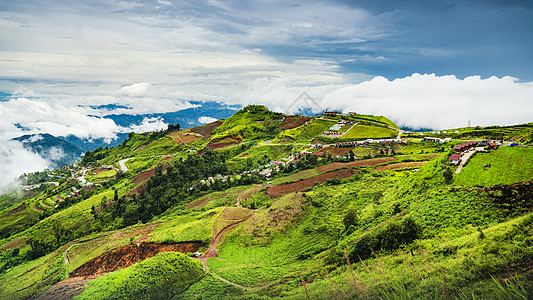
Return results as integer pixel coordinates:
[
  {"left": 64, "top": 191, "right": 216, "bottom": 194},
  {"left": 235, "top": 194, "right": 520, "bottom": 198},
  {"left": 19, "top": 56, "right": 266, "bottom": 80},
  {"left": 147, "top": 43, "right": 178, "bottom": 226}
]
[
  {"left": 372, "top": 161, "right": 428, "bottom": 172},
  {"left": 271, "top": 169, "right": 319, "bottom": 185},
  {"left": 190, "top": 120, "right": 224, "bottom": 138},
  {"left": 169, "top": 129, "right": 200, "bottom": 145},
  {"left": 316, "top": 157, "right": 397, "bottom": 173},
  {"left": 293, "top": 119, "right": 336, "bottom": 141},
  {"left": 341, "top": 124, "right": 397, "bottom": 140},
  {"left": 454, "top": 147, "right": 533, "bottom": 187},
  {"left": 266, "top": 168, "right": 359, "bottom": 197}
]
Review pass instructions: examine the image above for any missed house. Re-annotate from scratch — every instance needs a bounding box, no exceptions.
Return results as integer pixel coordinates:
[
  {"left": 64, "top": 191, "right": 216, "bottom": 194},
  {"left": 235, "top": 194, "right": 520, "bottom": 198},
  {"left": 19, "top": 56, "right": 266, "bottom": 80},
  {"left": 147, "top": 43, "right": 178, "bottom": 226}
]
[
  {"left": 453, "top": 141, "right": 477, "bottom": 152},
  {"left": 449, "top": 153, "right": 461, "bottom": 164},
  {"left": 324, "top": 111, "right": 339, "bottom": 116},
  {"left": 347, "top": 112, "right": 357, "bottom": 116}
]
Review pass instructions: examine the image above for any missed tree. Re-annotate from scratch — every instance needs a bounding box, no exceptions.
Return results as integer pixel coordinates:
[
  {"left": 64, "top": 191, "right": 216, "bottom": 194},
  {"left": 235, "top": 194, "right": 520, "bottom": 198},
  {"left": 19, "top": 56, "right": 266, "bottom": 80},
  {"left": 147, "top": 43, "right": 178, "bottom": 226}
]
[
  {"left": 443, "top": 168, "right": 453, "bottom": 184},
  {"left": 343, "top": 209, "right": 358, "bottom": 229}
]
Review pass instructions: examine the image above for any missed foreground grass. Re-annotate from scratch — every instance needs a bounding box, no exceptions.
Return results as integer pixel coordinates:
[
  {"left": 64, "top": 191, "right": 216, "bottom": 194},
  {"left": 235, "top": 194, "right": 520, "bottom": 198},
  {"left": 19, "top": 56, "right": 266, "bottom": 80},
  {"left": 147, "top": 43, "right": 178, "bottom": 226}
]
[{"left": 75, "top": 252, "right": 204, "bottom": 300}]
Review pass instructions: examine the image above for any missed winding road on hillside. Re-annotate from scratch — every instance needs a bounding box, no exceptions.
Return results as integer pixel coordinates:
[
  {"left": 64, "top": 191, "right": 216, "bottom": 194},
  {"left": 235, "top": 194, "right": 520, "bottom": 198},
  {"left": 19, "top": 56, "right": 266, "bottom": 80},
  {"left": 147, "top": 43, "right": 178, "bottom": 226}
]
[
  {"left": 118, "top": 158, "right": 133, "bottom": 172},
  {"left": 63, "top": 243, "right": 79, "bottom": 273}
]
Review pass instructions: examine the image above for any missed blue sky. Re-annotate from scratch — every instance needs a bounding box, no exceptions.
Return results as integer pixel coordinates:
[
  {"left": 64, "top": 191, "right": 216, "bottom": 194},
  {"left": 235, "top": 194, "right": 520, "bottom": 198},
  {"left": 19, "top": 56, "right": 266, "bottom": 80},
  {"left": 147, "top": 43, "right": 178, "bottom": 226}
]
[{"left": 1, "top": 0, "right": 533, "bottom": 135}]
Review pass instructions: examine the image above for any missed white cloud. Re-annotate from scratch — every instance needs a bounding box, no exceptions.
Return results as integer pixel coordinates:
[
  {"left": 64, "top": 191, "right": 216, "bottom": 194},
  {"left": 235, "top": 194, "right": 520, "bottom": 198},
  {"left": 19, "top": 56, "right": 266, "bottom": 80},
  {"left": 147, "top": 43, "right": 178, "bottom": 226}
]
[
  {"left": 127, "top": 117, "right": 168, "bottom": 133},
  {"left": 322, "top": 74, "right": 533, "bottom": 129},
  {"left": 113, "top": 82, "right": 153, "bottom": 97},
  {"left": 0, "top": 96, "right": 122, "bottom": 141},
  {"left": 28, "top": 134, "right": 44, "bottom": 143},
  {"left": 0, "top": 141, "right": 49, "bottom": 189},
  {"left": 45, "top": 146, "right": 65, "bottom": 161},
  {"left": 198, "top": 116, "right": 218, "bottom": 124}
]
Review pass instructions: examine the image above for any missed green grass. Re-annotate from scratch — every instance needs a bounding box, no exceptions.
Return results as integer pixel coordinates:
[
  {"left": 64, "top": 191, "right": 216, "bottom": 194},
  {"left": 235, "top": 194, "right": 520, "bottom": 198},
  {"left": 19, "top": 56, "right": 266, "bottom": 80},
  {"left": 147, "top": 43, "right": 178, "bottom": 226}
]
[
  {"left": 176, "top": 274, "right": 247, "bottom": 299},
  {"left": 150, "top": 208, "right": 225, "bottom": 244},
  {"left": 0, "top": 245, "right": 65, "bottom": 300},
  {"left": 454, "top": 147, "right": 533, "bottom": 187},
  {"left": 207, "top": 194, "right": 326, "bottom": 288},
  {"left": 124, "top": 156, "right": 161, "bottom": 173},
  {"left": 341, "top": 125, "right": 397, "bottom": 140},
  {"left": 75, "top": 252, "right": 204, "bottom": 300},
  {"left": 295, "top": 119, "right": 336, "bottom": 141},
  {"left": 271, "top": 169, "right": 319, "bottom": 185}
]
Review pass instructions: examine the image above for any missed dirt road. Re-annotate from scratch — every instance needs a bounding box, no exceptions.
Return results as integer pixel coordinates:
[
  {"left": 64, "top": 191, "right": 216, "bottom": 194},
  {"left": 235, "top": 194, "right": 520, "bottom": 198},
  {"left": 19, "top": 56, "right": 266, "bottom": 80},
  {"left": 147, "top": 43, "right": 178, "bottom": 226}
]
[{"left": 197, "top": 209, "right": 262, "bottom": 290}]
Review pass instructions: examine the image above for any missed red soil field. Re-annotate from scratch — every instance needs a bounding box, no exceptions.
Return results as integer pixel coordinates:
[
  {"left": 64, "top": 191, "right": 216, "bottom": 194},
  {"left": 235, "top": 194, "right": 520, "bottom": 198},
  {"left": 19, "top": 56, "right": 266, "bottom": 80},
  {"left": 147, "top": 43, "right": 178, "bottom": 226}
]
[
  {"left": 190, "top": 120, "right": 224, "bottom": 138},
  {"left": 69, "top": 242, "right": 205, "bottom": 278},
  {"left": 266, "top": 168, "right": 359, "bottom": 197},
  {"left": 280, "top": 116, "right": 311, "bottom": 130},
  {"left": 206, "top": 135, "right": 242, "bottom": 149},
  {"left": 316, "top": 157, "right": 397, "bottom": 173},
  {"left": 130, "top": 163, "right": 169, "bottom": 184},
  {"left": 0, "top": 205, "right": 25, "bottom": 217}
]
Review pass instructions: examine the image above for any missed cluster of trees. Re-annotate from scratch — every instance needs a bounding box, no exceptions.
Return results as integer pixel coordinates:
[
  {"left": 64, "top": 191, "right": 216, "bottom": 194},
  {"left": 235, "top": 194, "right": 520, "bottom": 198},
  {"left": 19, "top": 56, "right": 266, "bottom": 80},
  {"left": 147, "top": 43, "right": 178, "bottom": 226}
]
[
  {"left": 349, "top": 216, "right": 421, "bottom": 261},
  {"left": 81, "top": 146, "right": 109, "bottom": 165},
  {"left": 19, "top": 170, "right": 53, "bottom": 185},
  {"left": 97, "top": 149, "right": 262, "bottom": 227}
]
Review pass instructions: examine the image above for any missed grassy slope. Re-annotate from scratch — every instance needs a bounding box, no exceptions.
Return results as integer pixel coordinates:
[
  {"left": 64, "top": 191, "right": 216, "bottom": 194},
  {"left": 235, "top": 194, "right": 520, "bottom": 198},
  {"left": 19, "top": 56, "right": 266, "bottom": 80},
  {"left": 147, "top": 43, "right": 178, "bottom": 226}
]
[
  {"left": 342, "top": 124, "right": 398, "bottom": 140},
  {"left": 454, "top": 147, "right": 533, "bottom": 187}
]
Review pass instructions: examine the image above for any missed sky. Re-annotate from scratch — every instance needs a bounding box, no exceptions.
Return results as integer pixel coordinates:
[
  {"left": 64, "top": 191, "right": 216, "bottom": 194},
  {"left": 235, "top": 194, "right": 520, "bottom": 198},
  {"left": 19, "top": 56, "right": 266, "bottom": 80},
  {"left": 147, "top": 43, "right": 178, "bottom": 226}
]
[{"left": 1, "top": 0, "right": 533, "bottom": 186}]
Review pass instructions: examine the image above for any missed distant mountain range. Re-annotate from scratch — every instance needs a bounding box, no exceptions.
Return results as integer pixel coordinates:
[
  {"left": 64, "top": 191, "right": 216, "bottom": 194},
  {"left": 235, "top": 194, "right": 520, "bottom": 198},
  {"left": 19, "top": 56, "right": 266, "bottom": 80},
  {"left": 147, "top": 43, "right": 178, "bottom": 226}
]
[
  {"left": 11, "top": 133, "right": 85, "bottom": 169},
  {"left": 9, "top": 101, "right": 241, "bottom": 170}
]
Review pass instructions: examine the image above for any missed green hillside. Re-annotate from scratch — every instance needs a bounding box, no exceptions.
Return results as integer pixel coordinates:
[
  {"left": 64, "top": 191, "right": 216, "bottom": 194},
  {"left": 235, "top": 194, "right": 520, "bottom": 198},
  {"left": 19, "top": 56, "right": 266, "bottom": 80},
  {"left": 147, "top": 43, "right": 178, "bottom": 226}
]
[{"left": 1, "top": 106, "right": 532, "bottom": 299}]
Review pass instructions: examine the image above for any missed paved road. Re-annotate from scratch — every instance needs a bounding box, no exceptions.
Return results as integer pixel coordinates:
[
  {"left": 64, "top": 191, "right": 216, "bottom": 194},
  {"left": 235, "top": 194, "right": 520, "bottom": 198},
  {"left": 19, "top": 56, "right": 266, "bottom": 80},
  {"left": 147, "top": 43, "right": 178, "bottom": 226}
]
[
  {"left": 454, "top": 147, "right": 484, "bottom": 174},
  {"left": 118, "top": 158, "right": 133, "bottom": 172}
]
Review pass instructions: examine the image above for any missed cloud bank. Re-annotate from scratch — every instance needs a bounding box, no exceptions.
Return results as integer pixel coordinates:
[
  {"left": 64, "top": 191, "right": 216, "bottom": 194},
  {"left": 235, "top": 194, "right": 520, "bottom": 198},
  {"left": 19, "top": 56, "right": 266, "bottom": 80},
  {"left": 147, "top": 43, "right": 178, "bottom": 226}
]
[
  {"left": 321, "top": 74, "right": 533, "bottom": 129},
  {"left": 198, "top": 116, "right": 218, "bottom": 124},
  {"left": 0, "top": 141, "right": 49, "bottom": 189}
]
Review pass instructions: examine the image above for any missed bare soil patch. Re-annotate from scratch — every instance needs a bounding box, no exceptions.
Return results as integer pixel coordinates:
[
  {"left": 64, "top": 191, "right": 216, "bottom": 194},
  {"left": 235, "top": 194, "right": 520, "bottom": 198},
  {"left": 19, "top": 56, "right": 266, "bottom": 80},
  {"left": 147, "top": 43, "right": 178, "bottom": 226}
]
[
  {"left": 56, "top": 196, "right": 65, "bottom": 202},
  {"left": 316, "top": 157, "right": 397, "bottom": 173},
  {"left": 266, "top": 168, "right": 359, "bottom": 197},
  {"left": 321, "top": 146, "right": 356, "bottom": 157},
  {"left": 280, "top": 116, "right": 311, "bottom": 130},
  {"left": 206, "top": 135, "right": 242, "bottom": 149},
  {"left": 190, "top": 120, "right": 224, "bottom": 138},
  {"left": 372, "top": 161, "right": 428, "bottom": 172},
  {"left": 32, "top": 206, "right": 43, "bottom": 212},
  {"left": 91, "top": 167, "right": 108, "bottom": 175},
  {"left": 36, "top": 278, "right": 92, "bottom": 300},
  {"left": 170, "top": 130, "right": 199, "bottom": 145},
  {"left": 130, "top": 163, "right": 170, "bottom": 184},
  {"left": 1, "top": 205, "right": 25, "bottom": 217},
  {"left": 69, "top": 242, "right": 205, "bottom": 278},
  {"left": 126, "top": 182, "right": 147, "bottom": 198}
]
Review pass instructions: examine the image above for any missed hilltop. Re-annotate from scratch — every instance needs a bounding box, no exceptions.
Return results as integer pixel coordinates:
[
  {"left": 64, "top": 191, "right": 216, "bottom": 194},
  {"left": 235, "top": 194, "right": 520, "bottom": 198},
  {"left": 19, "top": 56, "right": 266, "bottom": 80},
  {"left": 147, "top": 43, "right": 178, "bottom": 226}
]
[{"left": 1, "top": 105, "right": 533, "bottom": 299}]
